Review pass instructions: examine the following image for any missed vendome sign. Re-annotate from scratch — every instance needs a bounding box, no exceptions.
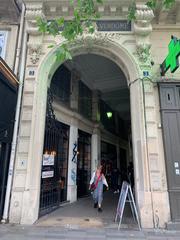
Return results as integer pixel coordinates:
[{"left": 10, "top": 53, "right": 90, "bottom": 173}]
[
  {"left": 160, "top": 36, "right": 180, "bottom": 76},
  {"left": 55, "top": 20, "right": 131, "bottom": 32}
]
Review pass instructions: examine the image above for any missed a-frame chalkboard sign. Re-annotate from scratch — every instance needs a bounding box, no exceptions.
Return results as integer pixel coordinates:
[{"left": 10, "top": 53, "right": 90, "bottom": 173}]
[{"left": 115, "top": 181, "right": 141, "bottom": 230}]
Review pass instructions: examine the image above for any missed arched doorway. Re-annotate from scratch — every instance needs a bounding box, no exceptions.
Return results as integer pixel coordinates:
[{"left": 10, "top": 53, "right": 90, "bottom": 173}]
[
  {"left": 10, "top": 38, "right": 151, "bottom": 227},
  {"left": 39, "top": 53, "right": 132, "bottom": 216}
]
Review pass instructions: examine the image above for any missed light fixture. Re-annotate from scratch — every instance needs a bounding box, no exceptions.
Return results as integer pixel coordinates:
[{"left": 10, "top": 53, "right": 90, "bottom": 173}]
[{"left": 106, "top": 111, "right": 112, "bottom": 118}]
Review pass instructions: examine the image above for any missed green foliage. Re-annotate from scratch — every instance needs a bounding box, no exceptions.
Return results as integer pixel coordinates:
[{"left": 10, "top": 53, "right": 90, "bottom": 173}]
[
  {"left": 146, "top": 0, "right": 157, "bottom": 9},
  {"left": 128, "top": 0, "right": 175, "bottom": 20},
  {"left": 37, "top": 0, "right": 104, "bottom": 63},
  {"left": 37, "top": 0, "right": 176, "bottom": 63},
  {"left": 128, "top": 1, "right": 136, "bottom": 21},
  {"left": 163, "top": 0, "right": 175, "bottom": 8}
]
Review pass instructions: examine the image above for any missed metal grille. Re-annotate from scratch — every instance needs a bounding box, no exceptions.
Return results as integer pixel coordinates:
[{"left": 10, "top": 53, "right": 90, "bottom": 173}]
[{"left": 39, "top": 89, "right": 69, "bottom": 216}]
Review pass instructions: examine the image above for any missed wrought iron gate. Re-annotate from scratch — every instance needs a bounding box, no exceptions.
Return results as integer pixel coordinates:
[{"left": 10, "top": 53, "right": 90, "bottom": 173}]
[{"left": 39, "top": 89, "right": 69, "bottom": 216}]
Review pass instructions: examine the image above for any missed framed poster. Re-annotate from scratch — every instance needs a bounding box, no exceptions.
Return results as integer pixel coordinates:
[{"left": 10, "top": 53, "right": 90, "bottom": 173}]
[{"left": 0, "top": 31, "right": 8, "bottom": 59}]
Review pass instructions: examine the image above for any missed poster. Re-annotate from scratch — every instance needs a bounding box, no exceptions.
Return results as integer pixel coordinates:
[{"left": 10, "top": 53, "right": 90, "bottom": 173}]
[
  {"left": 43, "top": 154, "right": 55, "bottom": 166},
  {"left": 42, "top": 171, "right": 54, "bottom": 178},
  {"left": 0, "top": 31, "right": 7, "bottom": 59}
]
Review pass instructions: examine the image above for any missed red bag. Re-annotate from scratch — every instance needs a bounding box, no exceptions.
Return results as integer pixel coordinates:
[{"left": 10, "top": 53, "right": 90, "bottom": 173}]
[
  {"left": 90, "top": 174, "right": 101, "bottom": 191},
  {"left": 90, "top": 183, "right": 96, "bottom": 191}
]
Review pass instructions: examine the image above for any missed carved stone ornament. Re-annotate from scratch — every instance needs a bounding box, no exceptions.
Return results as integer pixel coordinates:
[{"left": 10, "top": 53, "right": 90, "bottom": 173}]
[
  {"left": 136, "top": 43, "right": 151, "bottom": 63},
  {"left": 28, "top": 44, "right": 41, "bottom": 64},
  {"left": 77, "top": 22, "right": 122, "bottom": 49},
  {"left": 134, "top": 4, "right": 154, "bottom": 63},
  {"left": 26, "top": 4, "right": 45, "bottom": 35}
]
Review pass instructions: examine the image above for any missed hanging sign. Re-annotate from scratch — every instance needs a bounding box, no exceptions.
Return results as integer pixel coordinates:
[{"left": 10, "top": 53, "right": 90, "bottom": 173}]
[
  {"left": 115, "top": 181, "right": 141, "bottom": 230},
  {"left": 43, "top": 154, "right": 55, "bottom": 166},
  {"left": 160, "top": 36, "right": 180, "bottom": 76}
]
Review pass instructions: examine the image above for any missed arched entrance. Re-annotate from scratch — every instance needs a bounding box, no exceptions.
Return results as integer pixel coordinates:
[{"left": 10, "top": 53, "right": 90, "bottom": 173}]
[
  {"left": 34, "top": 39, "right": 149, "bottom": 226},
  {"left": 39, "top": 53, "right": 132, "bottom": 216},
  {"left": 10, "top": 37, "right": 153, "bottom": 227}
]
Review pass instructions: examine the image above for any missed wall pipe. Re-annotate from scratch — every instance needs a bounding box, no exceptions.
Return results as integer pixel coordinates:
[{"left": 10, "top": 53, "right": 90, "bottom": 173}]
[
  {"left": 2, "top": 2, "right": 27, "bottom": 223},
  {"left": 14, "top": 1, "right": 25, "bottom": 76}
]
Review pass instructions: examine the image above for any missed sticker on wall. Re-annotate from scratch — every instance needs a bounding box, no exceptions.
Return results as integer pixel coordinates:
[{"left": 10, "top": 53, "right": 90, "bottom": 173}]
[
  {"left": 174, "top": 162, "right": 179, "bottom": 168},
  {"left": 175, "top": 169, "right": 180, "bottom": 175}
]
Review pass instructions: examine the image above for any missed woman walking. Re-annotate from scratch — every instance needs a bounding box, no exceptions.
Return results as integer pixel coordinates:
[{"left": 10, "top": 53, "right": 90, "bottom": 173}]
[{"left": 89, "top": 165, "right": 108, "bottom": 212}]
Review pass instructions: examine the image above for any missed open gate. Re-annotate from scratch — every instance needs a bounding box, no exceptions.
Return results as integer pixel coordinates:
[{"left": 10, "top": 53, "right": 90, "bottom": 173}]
[{"left": 39, "top": 89, "right": 69, "bottom": 216}]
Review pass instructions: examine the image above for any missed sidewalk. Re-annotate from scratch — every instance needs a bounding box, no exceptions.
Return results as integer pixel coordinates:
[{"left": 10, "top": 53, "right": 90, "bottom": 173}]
[
  {"left": 0, "top": 192, "right": 179, "bottom": 239},
  {"left": 0, "top": 224, "right": 180, "bottom": 240}
]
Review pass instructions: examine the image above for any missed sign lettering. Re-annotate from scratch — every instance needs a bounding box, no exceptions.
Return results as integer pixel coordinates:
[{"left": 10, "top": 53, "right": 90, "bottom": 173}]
[
  {"left": 97, "top": 20, "right": 131, "bottom": 32},
  {"left": 51, "top": 20, "right": 131, "bottom": 32}
]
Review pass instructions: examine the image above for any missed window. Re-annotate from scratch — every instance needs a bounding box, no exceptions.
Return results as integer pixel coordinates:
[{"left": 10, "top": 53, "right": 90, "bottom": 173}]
[
  {"left": 0, "top": 31, "right": 8, "bottom": 59},
  {"left": 50, "top": 65, "right": 71, "bottom": 106},
  {"left": 78, "top": 81, "right": 92, "bottom": 119}
]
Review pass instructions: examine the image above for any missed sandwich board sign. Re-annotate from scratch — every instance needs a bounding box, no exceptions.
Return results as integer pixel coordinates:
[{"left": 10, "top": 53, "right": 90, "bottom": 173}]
[{"left": 115, "top": 181, "right": 141, "bottom": 230}]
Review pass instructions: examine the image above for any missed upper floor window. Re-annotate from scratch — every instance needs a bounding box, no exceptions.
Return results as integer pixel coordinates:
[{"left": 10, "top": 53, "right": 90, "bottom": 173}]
[
  {"left": 50, "top": 65, "right": 71, "bottom": 106},
  {"left": 0, "top": 31, "right": 8, "bottom": 59},
  {"left": 78, "top": 81, "right": 92, "bottom": 120}
]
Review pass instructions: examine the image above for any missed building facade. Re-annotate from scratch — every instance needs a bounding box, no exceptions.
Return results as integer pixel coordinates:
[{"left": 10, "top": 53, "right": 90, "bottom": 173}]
[
  {"left": 0, "top": 0, "right": 22, "bottom": 220},
  {"left": 5, "top": 0, "right": 180, "bottom": 229}
]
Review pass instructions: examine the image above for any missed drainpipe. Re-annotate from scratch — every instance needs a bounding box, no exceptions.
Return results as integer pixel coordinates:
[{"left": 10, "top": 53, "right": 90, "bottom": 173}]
[
  {"left": 2, "top": 3, "right": 27, "bottom": 223},
  {"left": 14, "top": 1, "right": 25, "bottom": 75}
]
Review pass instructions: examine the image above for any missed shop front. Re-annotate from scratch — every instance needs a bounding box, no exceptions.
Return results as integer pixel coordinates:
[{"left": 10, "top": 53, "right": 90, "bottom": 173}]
[{"left": 0, "top": 57, "right": 18, "bottom": 220}]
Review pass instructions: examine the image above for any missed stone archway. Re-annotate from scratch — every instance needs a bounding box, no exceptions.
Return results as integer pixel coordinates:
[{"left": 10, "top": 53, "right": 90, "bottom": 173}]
[{"left": 9, "top": 36, "right": 155, "bottom": 228}]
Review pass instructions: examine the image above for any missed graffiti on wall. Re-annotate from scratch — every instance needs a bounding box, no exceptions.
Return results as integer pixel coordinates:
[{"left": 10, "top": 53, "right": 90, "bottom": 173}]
[
  {"left": 71, "top": 168, "right": 76, "bottom": 184},
  {"left": 72, "top": 141, "right": 78, "bottom": 164}
]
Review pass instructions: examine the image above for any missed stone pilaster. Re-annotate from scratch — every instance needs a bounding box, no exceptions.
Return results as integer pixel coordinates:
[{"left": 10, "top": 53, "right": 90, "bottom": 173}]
[
  {"left": 67, "top": 121, "right": 78, "bottom": 203},
  {"left": 91, "top": 126, "right": 101, "bottom": 174},
  {"left": 9, "top": 2, "right": 46, "bottom": 224},
  {"left": 133, "top": 3, "right": 170, "bottom": 228}
]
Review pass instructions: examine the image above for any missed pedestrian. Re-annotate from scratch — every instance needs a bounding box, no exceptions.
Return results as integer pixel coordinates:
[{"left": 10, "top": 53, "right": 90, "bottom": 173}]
[
  {"left": 127, "top": 162, "right": 134, "bottom": 189},
  {"left": 89, "top": 164, "right": 109, "bottom": 212},
  {"left": 111, "top": 166, "right": 120, "bottom": 193}
]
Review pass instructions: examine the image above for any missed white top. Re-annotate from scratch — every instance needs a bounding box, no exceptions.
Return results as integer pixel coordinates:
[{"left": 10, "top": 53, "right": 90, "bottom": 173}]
[{"left": 90, "top": 171, "right": 108, "bottom": 187}]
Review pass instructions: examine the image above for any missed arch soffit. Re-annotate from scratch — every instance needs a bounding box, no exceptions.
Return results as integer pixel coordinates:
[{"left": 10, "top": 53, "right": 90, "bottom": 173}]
[{"left": 37, "top": 38, "right": 140, "bottom": 89}]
